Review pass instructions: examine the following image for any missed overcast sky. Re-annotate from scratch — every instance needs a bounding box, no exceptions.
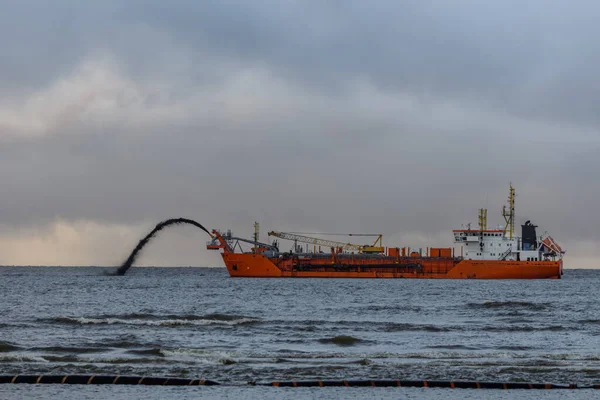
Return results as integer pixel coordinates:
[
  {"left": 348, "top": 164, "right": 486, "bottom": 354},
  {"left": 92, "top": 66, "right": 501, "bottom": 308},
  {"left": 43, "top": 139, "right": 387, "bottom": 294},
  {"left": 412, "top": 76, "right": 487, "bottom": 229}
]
[{"left": 1, "top": 1, "right": 598, "bottom": 267}]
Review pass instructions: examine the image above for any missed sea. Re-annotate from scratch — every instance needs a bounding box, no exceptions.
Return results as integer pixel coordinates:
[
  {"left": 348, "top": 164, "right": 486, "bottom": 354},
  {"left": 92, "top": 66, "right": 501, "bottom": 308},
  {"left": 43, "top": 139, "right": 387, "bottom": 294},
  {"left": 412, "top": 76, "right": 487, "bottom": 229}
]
[{"left": 0, "top": 266, "right": 598, "bottom": 399}]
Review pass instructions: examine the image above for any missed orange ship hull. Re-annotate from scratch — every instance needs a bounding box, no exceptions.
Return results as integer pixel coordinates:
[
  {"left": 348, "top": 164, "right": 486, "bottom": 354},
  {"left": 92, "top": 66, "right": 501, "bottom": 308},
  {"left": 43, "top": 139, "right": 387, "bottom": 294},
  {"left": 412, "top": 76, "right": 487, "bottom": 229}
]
[{"left": 221, "top": 253, "right": 562, "bottom": 279}]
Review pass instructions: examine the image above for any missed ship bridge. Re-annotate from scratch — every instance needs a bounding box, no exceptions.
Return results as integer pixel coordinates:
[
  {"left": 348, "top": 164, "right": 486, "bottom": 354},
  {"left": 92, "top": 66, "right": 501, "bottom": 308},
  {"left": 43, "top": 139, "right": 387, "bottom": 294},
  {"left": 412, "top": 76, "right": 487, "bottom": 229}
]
[
  {"left": 453, "top": 185, "right": 564, "bottom": 262},
  {"left": 453, "top": 229, "right": 519, "bottom": 260}
]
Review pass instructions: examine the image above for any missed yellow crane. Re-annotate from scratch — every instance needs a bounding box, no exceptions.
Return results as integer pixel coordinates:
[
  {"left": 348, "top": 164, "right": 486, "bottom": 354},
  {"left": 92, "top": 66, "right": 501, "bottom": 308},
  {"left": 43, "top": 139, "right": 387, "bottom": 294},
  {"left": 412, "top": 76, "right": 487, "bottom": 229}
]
[{"left": 267, "top": 231, "right": 384, "bottom": 253}]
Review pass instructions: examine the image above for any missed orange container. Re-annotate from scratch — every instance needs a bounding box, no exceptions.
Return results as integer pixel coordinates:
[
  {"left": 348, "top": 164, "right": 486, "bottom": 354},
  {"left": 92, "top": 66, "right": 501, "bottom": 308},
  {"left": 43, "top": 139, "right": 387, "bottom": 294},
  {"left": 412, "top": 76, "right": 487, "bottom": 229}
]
[
  {"left": 388, "top": 248, "right": 399, "bottom": 257},
  {"left": 430, "top": 248, "right": 440, "bottom": 257},
  {"left": 439, "top": 248, "right": 452, "bottom": 258}
]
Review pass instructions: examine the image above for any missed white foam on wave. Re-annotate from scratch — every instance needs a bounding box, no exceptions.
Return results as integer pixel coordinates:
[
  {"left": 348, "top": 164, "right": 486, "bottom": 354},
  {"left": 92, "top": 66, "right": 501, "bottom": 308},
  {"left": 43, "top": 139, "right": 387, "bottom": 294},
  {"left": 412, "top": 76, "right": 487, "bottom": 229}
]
[
  {"left": 0, "top": 353, "right": 48, "bottom": 363},
  {"left": 60, "top": 316, "right": 259, "bottom": 327},
  {"left": 160, "top": 348, "right": 241, "bottom": 365}
]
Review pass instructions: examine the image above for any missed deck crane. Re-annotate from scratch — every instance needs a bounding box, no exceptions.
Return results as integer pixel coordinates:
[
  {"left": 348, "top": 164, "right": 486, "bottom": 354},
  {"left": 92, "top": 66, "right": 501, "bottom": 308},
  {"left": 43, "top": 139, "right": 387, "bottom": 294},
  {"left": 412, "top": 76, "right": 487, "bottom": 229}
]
[{"left": 267, "top": 231, "right": 384, "bottom": 254}]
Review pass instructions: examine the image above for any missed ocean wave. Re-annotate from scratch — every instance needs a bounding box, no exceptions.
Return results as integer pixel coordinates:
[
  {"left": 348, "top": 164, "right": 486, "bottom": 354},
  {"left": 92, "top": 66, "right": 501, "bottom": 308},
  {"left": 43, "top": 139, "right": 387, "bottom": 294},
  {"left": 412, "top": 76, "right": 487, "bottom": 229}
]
[
  {"left": 578, "top": 319, "right": 600, "bottom": 324},
  {"left": 126, "top": 348, "right": 165, "bottom": 357},
  {"left": 496, "top": 345, "right": 535, "bottom": 351},
  {"left": 0, "top": 341, "right": 21, "bottom": 352},
  {"left": 359, "top": 305, "right": 423, "bottom": 313},
  {"left": 97, "top": 335, "right": 145, "bottom": 349},
  {"left": 538, "top": 353, "right": 600, "bottom": 361},
  {"left": 266, "top": 351, "right": 478, "bottom": 361},
  {"left": 79, "top": 356, "right": 179, "bottom": 365},
  {"left": 40, "top": 353, "right": 184, "bottom": 365},
  {"left": 0, "top": 353, "right": 48, "bottom": 363},
  {"left": 467, "top": 301, "right": 548, "bottom": 311},
  {"left": 30, "top": 346, "right": 105, "bottom": 354},
  {"left": 270, "top": 319, "right": 458, "bottom": 332},
  {"left": 318, "top": 335, "right": 362, "bottom": 346},
  {"left": 482, "top": 325, "right": 568, "bottom": 332},
  {"left": 41, "top": 355, "right": 80, "bottom": 363},
  {"left": 383, "top": 323, "right": 456, "bottom": 332},
  {"left": 426, "top": 344, "right": 481, "bottom": 350},
  {"left": 160, "top": 348, "right": 239, "bottom": 365},
  {"left": 43, "top": 314, "right": 260, "bottom": 327}
]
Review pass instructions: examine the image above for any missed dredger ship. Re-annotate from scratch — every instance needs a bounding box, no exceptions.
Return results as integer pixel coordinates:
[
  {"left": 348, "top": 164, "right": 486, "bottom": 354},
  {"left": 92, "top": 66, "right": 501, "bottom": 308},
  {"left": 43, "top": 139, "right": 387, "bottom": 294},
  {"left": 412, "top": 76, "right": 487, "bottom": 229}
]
[{"left": 207, "top": 185, "right": 564, "bottom": 279}]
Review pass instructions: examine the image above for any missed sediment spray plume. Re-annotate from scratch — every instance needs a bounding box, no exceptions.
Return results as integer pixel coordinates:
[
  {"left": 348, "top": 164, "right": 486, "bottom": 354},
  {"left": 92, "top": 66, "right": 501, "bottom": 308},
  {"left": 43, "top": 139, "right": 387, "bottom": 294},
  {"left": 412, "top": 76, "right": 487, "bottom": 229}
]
[{"left": 115, "top": 218, "right": 212, "bottom": 276}]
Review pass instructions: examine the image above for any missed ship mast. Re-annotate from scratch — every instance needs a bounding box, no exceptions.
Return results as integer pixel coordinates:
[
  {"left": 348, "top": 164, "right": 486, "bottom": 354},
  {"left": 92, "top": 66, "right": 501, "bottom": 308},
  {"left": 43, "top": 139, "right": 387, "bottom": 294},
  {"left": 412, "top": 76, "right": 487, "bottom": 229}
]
[
  {"left": 478, "top": 208, "right": 487, "bottom": 232},
  {"left": 502, "top": 184, "right": 515, "bottom": 239},
  {"left": 253, "top": 221, "right": 260, "bottom": 253}
]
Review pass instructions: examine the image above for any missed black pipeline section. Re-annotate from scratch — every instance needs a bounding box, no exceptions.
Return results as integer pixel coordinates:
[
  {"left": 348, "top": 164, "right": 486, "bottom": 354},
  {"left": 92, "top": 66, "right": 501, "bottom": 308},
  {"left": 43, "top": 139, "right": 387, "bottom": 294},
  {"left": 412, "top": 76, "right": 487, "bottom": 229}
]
[
  {"left": 0, "top": 375, "right": 218, "bottom": 385},
  {"left": 1, "top": 376, "right": 599, "bottom": 389},
  {"left": 115, "top": 218, "right": 212, "bottom": 276}
]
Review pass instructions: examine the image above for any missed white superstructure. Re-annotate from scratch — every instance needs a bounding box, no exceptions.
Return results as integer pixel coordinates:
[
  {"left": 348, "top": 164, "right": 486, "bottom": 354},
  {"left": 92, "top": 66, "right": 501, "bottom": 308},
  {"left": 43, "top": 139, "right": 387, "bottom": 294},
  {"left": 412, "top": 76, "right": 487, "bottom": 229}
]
[{"left": 452, "top": 185, "right": 564, "bottom": 262}]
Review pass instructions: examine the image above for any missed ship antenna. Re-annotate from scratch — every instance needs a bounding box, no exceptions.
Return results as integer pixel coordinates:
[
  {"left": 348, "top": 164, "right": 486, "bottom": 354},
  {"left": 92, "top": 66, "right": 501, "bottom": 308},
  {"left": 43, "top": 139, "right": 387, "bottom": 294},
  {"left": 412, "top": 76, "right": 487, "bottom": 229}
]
[{"left": 502, "top": 183, "right": 515, "bottom": 239}]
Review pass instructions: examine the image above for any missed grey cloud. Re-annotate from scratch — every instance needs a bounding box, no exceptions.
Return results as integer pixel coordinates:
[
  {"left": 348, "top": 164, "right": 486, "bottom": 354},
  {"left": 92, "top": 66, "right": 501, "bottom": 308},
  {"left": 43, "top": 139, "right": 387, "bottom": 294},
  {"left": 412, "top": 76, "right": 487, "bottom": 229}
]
[
  {"left": 114, "top": 0, "right": 600, "bottom": 124},
  {"left": 0, "top": 1, "right": 599, "bottom": 265}
]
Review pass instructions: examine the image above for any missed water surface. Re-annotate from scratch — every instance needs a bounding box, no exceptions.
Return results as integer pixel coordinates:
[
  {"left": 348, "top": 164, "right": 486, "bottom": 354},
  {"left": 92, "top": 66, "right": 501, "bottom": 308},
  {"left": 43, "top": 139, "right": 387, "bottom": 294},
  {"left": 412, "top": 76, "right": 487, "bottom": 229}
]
[{"left": 1, "top": 267, "right": 598, "bottom": 399}]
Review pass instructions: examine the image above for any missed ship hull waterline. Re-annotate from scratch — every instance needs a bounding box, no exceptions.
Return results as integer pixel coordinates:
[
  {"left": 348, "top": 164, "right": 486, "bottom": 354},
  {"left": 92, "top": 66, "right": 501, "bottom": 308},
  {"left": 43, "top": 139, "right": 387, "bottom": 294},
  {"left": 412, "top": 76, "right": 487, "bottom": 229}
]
[{"left": 221, "top": 254, "right": 562, "bottom": 279}]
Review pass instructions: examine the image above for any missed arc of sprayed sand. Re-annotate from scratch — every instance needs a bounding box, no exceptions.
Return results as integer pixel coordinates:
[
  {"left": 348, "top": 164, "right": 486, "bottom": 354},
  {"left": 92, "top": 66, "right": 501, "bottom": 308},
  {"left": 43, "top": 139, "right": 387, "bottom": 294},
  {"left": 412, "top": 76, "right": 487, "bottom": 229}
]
[{"left": 115, "top": 218, "right": 212, "bottom": 275}]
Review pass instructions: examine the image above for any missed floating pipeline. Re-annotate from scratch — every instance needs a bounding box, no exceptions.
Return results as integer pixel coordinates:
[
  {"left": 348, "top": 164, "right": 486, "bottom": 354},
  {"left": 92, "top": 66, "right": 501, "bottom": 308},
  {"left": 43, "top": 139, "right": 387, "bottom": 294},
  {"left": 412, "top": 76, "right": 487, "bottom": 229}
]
[
  {"left": 0, "top": 375, "right": 218, "bottom": 385},
  {"left": 115, "top": 218, "right": 212, "bottom": 276},
  {"left": 255, "top": 380, "right": 588, "bottom": 389},
  {"left": 1, "top": 375, "right": 599, "bottom": 389}
]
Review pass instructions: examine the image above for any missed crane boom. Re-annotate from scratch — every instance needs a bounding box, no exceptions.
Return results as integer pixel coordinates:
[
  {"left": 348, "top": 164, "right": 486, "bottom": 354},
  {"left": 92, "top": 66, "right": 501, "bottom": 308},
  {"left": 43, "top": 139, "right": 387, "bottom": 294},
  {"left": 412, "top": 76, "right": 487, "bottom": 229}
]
[{"left": 268, "top": 231, "right": 384, "bottom": 253}]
